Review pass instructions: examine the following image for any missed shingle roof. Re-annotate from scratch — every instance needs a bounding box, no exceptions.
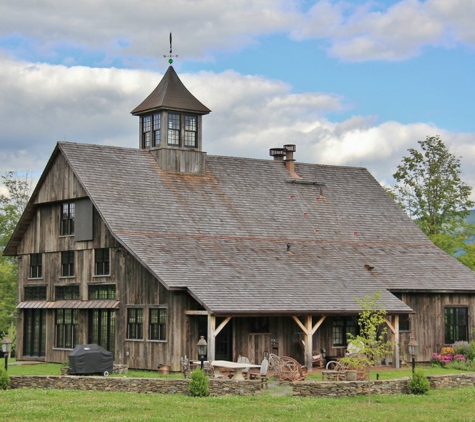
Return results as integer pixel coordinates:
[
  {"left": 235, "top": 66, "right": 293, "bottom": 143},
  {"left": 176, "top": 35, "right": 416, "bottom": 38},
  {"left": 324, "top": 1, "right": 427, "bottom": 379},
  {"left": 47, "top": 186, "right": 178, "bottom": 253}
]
[
  {"left": 45, "top": 142, "right": 475, "bottom": 315},
  {"left": 130, "top": 66, "right": 211, "bottom": 115}
]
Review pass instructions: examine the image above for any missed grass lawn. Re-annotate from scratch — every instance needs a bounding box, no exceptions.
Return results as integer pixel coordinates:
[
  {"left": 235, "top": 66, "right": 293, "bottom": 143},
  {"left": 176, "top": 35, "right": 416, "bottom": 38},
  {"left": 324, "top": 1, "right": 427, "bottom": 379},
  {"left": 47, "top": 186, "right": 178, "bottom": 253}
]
[{"left": 1, "top": 387, "right": 475, "bottom": 421}]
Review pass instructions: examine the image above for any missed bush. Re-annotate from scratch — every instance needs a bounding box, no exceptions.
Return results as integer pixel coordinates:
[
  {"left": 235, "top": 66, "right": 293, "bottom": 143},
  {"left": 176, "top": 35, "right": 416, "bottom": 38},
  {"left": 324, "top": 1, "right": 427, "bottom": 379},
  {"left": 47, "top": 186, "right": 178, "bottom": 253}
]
[
  {"left": 188, "top": 369, "right": 209, "bottom": 397},
  {"left": 408, "top": 370, "right": 430, "bottom": 395},
  {"left": 0, "top": 368, "right": 10, "bottom": 390}
]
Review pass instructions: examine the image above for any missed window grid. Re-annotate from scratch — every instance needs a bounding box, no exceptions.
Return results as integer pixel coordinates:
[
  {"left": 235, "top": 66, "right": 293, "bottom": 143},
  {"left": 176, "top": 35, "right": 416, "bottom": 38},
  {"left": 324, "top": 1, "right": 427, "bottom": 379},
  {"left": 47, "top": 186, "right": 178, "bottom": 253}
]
[
  {"left": 167, "top": 113, "right": 180, "bottom": 145},
  {"left": 153, "top": 113, "right": 161, "bottom": 146},
  {"left": 332, "top": 317, "right": 358, "bottom": 347},
  {"left": 88, "top": 309, "right": 115, "bottom": 354},
  {"left": 444, "top": 307, "right": 468, "bottom": 344},
  {"left": 55, "top": 309, "right": 79, "bottom": 349},
  {"left": 127, "top": 308, "right": 143, "bottom": 339},
  {"left": 30, "top": 253, "right": 43, "bottom": 278},
  {"left": 149, "top": 308, "right": 167, "bottom": 341},
  {"left": 88, "top": 284, "right": 116, "bottom": 300},
  {"left": 60, "top": 203, "right": 75, "bottom": 236},
  {"left": 55, "top": 285, "right": 80, "bottom": 300},
  {"left": 94, "top": 248, "right": 110, "bottom": 276},
  {"left": 142, "top": 116, "right": 151, "bottom": 148},
  {"left": 184, "top": 115, "right": 197, "bottom": 147},
  {"left": 24, "top": 286, "right": 47, "bottom": 301},
  {"left": 61, "top": 251, "right": 75, "bottom": 277}
]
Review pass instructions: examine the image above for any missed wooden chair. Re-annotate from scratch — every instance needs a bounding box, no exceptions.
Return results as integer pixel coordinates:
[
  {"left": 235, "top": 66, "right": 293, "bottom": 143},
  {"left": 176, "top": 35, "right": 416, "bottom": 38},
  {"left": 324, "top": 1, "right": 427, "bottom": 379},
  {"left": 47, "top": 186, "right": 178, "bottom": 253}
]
[
  {"left": 275, "top": 356, "right": 308, "bottom": 382},
  {"left": 237, "top": 355, "right": 251, "bottom": 377},
  {"left": 248, "top": 356, "right": 270, "bottom": 388},
  {"left": 300, "top": 340, "right": 325, "bottom": 368}
]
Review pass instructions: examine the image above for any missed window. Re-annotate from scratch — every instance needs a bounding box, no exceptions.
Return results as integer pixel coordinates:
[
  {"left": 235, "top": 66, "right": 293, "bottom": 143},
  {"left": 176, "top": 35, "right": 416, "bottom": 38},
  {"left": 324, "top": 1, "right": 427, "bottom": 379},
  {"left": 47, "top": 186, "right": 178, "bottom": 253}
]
[
  {"left": 60, "top": 202, "right": 75, "bottom": 236},
  {"left": 444, "top": 307, "right": 468, "bottom": 344},
  {"left": 167, "top": 113, "right": 180, "bottom": 145},
  {"left": 88, "top": 309, "right": 115, "bottom": 354},
  {"left": 88, "top": 284, "right": 116, "bottom": 300},
  {"left": 55, "top": 309, "right": 79, "bottom": 349},
  {"left": 29, "top": 253, "right": 42, "bottom": 278},
  {"left": 94, "top": 248, "right": 110, "bottom": 276},
  {"left": 153, "top": 113, "right": 161, "bottom": 146},
  {"left": 399, "top": 314, "right": 410, "bottom": 332},
  {"left": 55, "top": 285, "right": 80, "bottom": 300},
  {"left": 332, "top": 317, "right": 358, "bottom": 347},
  {"left": 142, "top": 115, "right": 151, "bottom": 148},
  {"left": 149, "top": 308, "right": 166, "bottom": 341},
  {"left": 23, "top": 309, "right": 46, "bottom": 357},
  {"left": 184, "top": 115, "right": 197, "bottom": 147},
  {"left": 24, "top": 285, "right": 47, "bottom": 301},
  {"left": 127, "top": 308, "right": 143, "bottom": 339},
  {"left": 61, "top": 251, "right": 75, "bottom": 277}
]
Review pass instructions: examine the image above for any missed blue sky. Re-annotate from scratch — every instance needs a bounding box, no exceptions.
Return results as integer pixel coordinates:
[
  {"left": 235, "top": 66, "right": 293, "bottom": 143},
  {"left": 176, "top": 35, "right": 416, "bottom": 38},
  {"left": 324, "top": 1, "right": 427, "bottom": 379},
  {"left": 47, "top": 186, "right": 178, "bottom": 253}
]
[{"left": 0, "top": 0, "right": 474, "bottom": 196}]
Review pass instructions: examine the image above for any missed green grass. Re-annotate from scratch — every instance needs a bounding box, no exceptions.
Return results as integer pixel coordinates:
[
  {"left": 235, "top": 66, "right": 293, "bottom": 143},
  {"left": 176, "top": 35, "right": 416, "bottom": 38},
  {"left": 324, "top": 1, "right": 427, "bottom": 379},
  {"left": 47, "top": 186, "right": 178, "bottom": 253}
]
[{"left": 1, "top": 387, "right": 475, "bottom": 421}]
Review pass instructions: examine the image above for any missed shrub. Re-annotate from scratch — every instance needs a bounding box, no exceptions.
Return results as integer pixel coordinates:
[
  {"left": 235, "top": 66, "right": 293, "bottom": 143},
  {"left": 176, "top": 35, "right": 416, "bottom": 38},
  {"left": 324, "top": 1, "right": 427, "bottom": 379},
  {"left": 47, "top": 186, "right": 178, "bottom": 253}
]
[
  {"left": 188, "top": 369, "right": 209, "bottom": 397},
  {"left": 408, "top": 370, "right": 430, "bottom": 395},
  {"left": 453, "top": 341, "right": 473, "bottom": 361},
  {"left": 0, "top": 368, "right": 10, "bottom": 390}
]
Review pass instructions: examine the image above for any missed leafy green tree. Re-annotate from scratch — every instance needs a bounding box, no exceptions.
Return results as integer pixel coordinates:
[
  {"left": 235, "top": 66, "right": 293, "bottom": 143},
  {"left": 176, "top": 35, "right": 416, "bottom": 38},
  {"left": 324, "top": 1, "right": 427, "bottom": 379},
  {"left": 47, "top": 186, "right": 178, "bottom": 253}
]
[
  {"left": 0, "top": 172, "right": 32, "bottom": 335},
  {"left": 391, "top": 135, "right": 475, "bottom": 268}
]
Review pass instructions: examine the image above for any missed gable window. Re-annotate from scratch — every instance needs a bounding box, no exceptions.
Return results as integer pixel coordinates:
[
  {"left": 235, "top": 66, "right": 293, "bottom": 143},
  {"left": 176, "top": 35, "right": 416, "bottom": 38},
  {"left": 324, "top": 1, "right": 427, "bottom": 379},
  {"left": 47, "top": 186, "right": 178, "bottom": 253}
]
[
  {"left": 88, "top": 284, "right": 116, "bottom": 300},
  {"left": 61, "top": 251, "right": 75, "bottom": 277},
  {"left": 444, "top": 307, "right": 468, "bottom": 344},
  {"left": 184, "top": 115, "right": 197, "bottom": 147},
  {"left": 142, "top": 115, "right": 151, "bottom": 148},
  {"left": 167, "top": 113, "right": 180, "bottom": 146},
  {"left": 149, "top": 308, "right": 167, "bottom": 341},
  {"left": 56, "top": 285, "right": 80, "bottom": 300},
  {"left": 24, "top": 285, "right": 47, "bottom": 301},
  {"left": 94, "top": 248, "right": 110, "bottom": 276},
  {"left": 29, "top": 253, "right": 43, "bottom": 279},
  {"left": 127, "top": 308, "right": 143, "bottom": 339},
  {"left": 60, "top": 202, "right": 75, "bottom": 236},
  {"left": 153, "top": 113, "right": 161, "bottom": 146},
  {"left": 55, "top": 309, "right": 79, "bottom": 349},
  {"left": 332, "top": 317, "right": 358, "bottom": 347}
]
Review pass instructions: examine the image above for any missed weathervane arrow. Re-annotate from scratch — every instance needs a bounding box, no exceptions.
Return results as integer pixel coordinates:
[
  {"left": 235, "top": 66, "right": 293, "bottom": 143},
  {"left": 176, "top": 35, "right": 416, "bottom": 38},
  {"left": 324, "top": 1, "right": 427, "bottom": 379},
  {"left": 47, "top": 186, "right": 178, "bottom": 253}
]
[{"left": 163, "top": 32, "right": 178, "bottom": 64}]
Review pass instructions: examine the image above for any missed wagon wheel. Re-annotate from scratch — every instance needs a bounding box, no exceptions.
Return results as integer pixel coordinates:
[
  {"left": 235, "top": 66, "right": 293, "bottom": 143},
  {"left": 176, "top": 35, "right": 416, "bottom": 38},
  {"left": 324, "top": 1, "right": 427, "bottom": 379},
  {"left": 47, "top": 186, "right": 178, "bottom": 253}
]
[
  {"left": 279, "top": 359, "right": 299, "bottom": 381},
  {"left": 325, "top": 360, "right": 340, "bottom": 370}
]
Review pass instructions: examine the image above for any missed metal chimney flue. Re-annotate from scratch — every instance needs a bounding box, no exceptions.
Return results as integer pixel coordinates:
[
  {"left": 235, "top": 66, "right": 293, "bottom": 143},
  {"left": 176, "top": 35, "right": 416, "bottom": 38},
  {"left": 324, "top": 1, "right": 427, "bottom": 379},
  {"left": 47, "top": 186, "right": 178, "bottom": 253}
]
[{"left": 283, "top": 144, "right": 296, "bottom": 174}]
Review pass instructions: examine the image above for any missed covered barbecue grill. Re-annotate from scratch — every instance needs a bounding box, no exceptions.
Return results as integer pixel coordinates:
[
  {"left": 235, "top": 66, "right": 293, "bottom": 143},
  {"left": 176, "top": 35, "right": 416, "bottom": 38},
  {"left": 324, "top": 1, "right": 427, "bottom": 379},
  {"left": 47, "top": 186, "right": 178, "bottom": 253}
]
[{"left": 68, "top": 344, "right": 113, "bottom": 376}]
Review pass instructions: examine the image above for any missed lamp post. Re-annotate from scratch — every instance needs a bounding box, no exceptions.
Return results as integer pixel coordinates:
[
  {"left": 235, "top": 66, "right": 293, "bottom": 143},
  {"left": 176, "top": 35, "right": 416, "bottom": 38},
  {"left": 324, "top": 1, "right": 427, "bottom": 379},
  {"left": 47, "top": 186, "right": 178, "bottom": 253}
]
[
  {"left": 407, "top": 336, "right": 419, "bottom": 375},
  {"left": 1, "top": 337, "right": 12, "bottom": 371},
  {"left": 197, "top": 336, "right": 208, "bottom": 370}
]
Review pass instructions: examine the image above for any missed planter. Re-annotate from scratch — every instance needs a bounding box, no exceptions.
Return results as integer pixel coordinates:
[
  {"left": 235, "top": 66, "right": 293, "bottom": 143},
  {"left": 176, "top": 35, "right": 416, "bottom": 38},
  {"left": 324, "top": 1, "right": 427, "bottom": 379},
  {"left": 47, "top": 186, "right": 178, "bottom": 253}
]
[
  {"left": 158, "top": 365, "right": 170, "bottom": 375},
  {"left": 345, "top": 370, "right": 357, "bottom": 381}
]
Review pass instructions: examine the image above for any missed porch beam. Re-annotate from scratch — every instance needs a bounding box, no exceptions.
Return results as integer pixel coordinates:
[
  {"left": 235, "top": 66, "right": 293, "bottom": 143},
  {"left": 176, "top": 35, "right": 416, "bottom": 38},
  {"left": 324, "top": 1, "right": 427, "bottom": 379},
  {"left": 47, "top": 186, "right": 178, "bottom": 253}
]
[
  {"left": 312, "top": 316, "right": 326, "bottom": 335},
  {"left": 213, "top": 316, "right": 232, "bottom": 337},
  {"left": 185, "top": 310, "right": 209, "bottom": 315},
  {"left": 291, "top": 316, "right": 307, "bottom": 334}
]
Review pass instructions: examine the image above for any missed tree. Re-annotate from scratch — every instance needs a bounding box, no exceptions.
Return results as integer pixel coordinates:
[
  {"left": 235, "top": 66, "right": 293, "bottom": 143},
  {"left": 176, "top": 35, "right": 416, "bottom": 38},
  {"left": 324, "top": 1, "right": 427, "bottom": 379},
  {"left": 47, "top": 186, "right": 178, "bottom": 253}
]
[
  {"left": 0, "top": 172, "right": 32, "bottom": 335},
  {"left": 342, "top": 292, "right": 392, "bottom": 403},
  {"left": 391, "top": 135, "right": 475, "bottom": 268}
]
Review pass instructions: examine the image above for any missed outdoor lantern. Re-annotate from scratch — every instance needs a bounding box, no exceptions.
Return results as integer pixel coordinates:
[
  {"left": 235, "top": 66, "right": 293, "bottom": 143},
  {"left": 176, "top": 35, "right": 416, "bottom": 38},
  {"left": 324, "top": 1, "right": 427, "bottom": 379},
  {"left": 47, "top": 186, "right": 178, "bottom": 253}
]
[
  {"left": 407, "top": 336, "right": 419, "bottom": 375},
  {"left": 1, "top": 337, "right": 12, "bottom": 371},
  {"left": 197, "top": 336, "right": 208, "bottom": 370}
]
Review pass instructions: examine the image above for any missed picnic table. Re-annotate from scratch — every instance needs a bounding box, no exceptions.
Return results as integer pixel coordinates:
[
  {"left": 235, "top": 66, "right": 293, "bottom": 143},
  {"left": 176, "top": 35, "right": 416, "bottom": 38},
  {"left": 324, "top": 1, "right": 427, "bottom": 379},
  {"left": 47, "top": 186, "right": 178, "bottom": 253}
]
[{"left": 211, "top": 360, "right": 261, "bottom": 381}]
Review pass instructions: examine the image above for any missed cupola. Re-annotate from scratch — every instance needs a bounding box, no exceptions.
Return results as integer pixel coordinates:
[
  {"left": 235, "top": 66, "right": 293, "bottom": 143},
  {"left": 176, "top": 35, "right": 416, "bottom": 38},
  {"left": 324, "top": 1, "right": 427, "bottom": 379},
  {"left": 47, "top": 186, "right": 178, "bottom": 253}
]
[{"left": 131, "top": 66, "right": 211, "bottom": 174}]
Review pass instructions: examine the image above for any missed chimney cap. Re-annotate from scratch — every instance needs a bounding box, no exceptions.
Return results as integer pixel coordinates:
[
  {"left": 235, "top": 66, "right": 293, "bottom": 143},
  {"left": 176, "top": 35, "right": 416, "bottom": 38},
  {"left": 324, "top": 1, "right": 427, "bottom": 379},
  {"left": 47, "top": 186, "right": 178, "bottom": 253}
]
[
  {"left": 269, "top": 148, "right": 286, "bottom": 157},
  {"left": 283, "top": 144, "right": 296, "bottom": 152}
]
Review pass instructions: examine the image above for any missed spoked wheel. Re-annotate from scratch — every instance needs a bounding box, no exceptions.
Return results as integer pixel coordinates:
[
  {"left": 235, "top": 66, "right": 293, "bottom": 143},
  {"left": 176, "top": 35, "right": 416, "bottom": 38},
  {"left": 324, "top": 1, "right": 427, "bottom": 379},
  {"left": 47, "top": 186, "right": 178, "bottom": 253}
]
[{"left": 325, "top": 360, "right": 339, "bottom": 370}]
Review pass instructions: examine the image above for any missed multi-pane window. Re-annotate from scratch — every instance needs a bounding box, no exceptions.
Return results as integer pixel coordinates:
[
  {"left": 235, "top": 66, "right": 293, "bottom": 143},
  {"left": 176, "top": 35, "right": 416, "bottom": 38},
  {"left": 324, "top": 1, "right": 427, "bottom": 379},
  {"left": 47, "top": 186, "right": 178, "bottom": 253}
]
[
  {"left": 61, "top": 251, "right": 75, "bottom": 277},
  {"left": 184, "top": 115, "right": 197, "bottom": 147},
  {"left": 23, "top": 309, "right": 46, "bottom": 357},
  {"left": 149, "top": 308, "right": 167, "bottom": 341},
  {"left": 127, "top": 308, "right": 143, "bottom": 339},
  {"left": 94, "top": 248, "right": 110, "bottom": 276},
  {"left": 24, "top": 285, "right": 47, "bottom": 301},
  {"left": 142, "top": 115, "right": 151, "bottom": 148},
  {"left": 153, "top": 113, "right": 161, "bottom": 146},
  {"left": 60, "top": 202, "right": 75, "bottom": 236},
  {"left": 29, "top": 253, "right": 42, "bottom": 279},
  {"left": 444, "top": 307, "right": 468, "bottom": 344},
  {"left": 55, "top": 309, "right": 79, "bottom": 349},
  {"left": 167, "top": 113, "right": 180, "bottom": 145},
  {"left": 399, "top": 314, "right": 410, "bottom": 332},
  {"left": 88, "top": 284, "right": 116, "bottom": 300},
  {"left": 88, "top": 309, "right": 115, "bottom": 354},
  {"left": 332, "top": 317, "right": 358, "bottom": 347},
  {"left": 55, "top": 285, "right": 80, "bottom": 300}
]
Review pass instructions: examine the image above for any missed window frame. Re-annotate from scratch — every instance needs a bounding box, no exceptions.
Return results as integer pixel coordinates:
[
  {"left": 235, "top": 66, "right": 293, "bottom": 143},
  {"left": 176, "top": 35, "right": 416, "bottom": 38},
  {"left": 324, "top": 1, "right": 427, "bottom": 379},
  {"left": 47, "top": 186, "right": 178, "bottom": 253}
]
[
  {"left": 444, "top": 306, "right": 468, "bottom": 344},
  {"left": 332, "top": 316, "right": 359, "bottom": 347},
  {"left": 184, "top": 115, "right": 197, "bottom": 147},
  {"left": 60, "top": 202, "right": 75, "bottom": 236},
  {"left": 61, "top": 251, "right": 75, "bottom": 277},
  {"left": 55, "top": 285, "right": 80, "bottom": 300},
  {"left": 94, "top": 248, "right": 110, "bottom": 276},
  {"left": 24, "top": 285, "right": 47, "bottom": 301},
  {"left": 167, "top": 113, "right": 181, "bottom": 146},
  {"left": 127, "top": 308, "right": 144, "bottom": 340},
  {"left": 29, "top": 253, "right": 43, "bottom": 279},
  {"left": 149, "top": 307, "right": 167, "bottom": 341},
  {"left": 55, "top": 309, "right": 79, "bottom": 349},
  {"left": 152, "top": 113, "right": 161, "bottom": 147},
  {"left": 88, "top": 284, "right": 116, "bottom": 300}
]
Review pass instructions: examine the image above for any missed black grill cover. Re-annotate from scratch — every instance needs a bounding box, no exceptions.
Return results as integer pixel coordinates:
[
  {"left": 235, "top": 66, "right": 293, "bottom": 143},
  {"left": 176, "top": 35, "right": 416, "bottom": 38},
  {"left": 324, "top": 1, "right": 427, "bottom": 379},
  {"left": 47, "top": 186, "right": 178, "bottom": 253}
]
[{"left": 68, "top": 344, "right": 113, "bottom": 375}]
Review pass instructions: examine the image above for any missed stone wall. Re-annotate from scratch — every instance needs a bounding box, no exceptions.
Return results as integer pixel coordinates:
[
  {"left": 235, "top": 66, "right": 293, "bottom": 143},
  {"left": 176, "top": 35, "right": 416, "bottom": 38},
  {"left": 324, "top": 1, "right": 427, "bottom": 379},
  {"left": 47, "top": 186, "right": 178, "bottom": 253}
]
[
  {"left": 427, "top": 373, "right": 475, "bottom": 389},
  {"left": 9, "top": 375, "right": 262, "bottom": 396}
]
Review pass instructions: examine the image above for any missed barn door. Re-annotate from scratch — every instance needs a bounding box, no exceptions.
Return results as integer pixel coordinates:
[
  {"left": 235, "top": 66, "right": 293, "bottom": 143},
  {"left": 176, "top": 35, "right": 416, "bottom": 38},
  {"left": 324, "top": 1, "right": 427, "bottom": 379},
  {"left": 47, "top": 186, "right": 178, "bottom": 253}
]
[{"left": 248, "top": 333, "right": 271, "bottom": 364}]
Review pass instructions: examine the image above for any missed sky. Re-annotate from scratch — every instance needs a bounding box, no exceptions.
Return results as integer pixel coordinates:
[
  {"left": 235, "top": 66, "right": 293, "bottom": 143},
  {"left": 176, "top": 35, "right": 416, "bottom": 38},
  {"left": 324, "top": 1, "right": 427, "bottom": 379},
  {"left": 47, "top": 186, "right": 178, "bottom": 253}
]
[{"left": 1, "top": 0, "right": 475, "bottom": 198}]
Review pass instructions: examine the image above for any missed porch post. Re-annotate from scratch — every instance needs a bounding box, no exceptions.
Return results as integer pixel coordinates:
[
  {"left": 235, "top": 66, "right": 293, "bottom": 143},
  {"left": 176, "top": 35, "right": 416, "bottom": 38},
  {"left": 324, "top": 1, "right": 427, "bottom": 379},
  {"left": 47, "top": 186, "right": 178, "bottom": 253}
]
[
  {"left": 393, "top": 315, "right": 400, "bottom": 369},
  {"left": 208, "top": 314, "right": 216, "bottom": 362},
  {"left": 305, "top": 316, "right": 313, "bottom": 369}
]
